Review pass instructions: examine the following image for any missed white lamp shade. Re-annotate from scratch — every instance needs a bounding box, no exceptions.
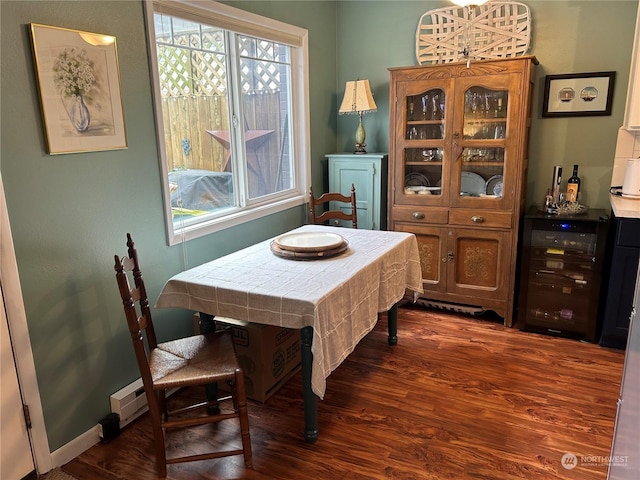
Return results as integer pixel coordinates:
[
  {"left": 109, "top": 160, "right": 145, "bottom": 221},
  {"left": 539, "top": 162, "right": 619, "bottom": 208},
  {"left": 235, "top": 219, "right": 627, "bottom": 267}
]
[{"left": 339, "top": 79, "right": 377, "bottom": 114}]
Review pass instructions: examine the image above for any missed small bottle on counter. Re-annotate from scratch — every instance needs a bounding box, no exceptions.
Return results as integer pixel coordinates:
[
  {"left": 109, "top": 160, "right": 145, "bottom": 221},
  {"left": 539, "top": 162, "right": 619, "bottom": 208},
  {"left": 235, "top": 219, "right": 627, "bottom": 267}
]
[
  {"left": 566, "top": 164, "right": 581, "bottom": 203},
  {"left": 544, "top": 189, "right": 553, "bottom": 211}
]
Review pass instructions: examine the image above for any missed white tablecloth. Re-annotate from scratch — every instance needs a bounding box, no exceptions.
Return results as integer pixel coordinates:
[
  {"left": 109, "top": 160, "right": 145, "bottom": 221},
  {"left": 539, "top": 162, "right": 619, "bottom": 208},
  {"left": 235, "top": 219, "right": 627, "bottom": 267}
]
[{"left": 155, "top": 225, "right": 422, "bottom": 398}]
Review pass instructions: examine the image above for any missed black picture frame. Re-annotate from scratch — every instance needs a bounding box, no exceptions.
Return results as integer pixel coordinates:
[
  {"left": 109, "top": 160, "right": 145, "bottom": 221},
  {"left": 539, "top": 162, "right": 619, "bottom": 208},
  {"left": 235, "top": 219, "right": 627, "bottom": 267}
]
[{"left": 542, "top": 71, "right": 616, "bottom": 118}]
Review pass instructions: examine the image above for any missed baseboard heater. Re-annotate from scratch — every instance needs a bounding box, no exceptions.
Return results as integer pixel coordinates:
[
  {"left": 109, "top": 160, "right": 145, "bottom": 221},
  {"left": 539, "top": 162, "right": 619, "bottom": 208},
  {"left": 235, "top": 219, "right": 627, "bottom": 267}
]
[
  {"left": 110, "top": 378, "right": 147, "bottom": 429},
  {"left": 110, "top": 378, "right": 178, "bottom": 429}
]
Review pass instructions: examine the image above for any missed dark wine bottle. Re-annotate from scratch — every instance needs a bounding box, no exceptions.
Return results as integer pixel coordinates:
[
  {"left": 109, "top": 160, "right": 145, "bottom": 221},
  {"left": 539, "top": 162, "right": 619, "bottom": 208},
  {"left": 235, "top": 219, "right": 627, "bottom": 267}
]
[{"left": 566, "top": 164, "right": 580, "bottom": 203}]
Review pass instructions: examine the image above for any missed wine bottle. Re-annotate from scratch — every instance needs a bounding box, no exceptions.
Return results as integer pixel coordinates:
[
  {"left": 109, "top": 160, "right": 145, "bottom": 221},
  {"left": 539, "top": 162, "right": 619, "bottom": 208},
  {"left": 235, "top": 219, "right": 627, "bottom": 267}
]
[{"left": 566, "top": 164, "right": 581, "bottom": 203}]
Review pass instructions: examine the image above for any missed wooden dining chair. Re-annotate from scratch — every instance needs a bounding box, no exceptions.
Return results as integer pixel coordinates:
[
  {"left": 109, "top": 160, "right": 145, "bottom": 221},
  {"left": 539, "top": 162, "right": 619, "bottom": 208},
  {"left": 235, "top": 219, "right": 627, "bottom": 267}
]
[
  {"left": 113, "top": 233, "right": 252, "bottom": 477},
  {"left": 309, "top": 184, "right": 358, "bottom": 228}
]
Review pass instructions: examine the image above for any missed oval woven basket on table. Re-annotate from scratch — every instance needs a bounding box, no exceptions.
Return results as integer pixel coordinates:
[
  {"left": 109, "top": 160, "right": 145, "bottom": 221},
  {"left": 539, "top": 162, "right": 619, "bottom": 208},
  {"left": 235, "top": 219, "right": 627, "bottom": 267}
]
[{"left": 415, "top": 0, "right": 531, "bottom": 65}]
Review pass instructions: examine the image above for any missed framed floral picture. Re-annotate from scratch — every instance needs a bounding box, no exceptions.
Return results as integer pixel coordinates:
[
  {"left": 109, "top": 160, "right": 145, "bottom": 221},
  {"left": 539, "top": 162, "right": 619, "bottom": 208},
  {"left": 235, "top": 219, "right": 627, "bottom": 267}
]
[{"left": 29, "top": 24, "right": 127, "bottom": 154}]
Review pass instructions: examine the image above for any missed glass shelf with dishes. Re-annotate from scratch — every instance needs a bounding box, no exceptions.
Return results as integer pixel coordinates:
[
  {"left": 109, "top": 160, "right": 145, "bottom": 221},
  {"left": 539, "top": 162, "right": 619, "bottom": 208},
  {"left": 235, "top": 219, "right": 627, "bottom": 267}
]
[
  {"left": 459, "top": 147, "right": 505, "bottom": 198},
  {"left": 457, "top": 87, "right": 509, "bottom": 199},
  {"left": 403, "top": 88, "right": 446, "bottom": 198},
  {"left": 461, "top": 147, "right": 504, "bottom": 164},
  {"left": 406, "top": 124, "right": 445, "bottom": 140},
  {"left": 403, "top": 148, "right": 443, "bottom": 197},
  {"left": 407, "top": 89, "right": 446, "bottom": 122},
  {"left": 463, "top": 87, "right": 508, "bottom": 140},
  {"left": 403, "top": 167, "right": 443, "bottom": 197},
  {"left": 405, "top": 147, "right": 444, "bottom": 164},
  {"left": 460, "top": 165, "right": 504, "bottom": 198},
  {"left": 406, "top": 89, "right": 446, "bottom": 140}
]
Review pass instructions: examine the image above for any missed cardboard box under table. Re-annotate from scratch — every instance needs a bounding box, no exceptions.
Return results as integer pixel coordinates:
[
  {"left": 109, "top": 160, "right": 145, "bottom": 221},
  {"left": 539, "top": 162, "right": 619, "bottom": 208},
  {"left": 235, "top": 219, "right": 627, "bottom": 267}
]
[{"left": 194, "top": 314, "right": 301, "bottom": 402}]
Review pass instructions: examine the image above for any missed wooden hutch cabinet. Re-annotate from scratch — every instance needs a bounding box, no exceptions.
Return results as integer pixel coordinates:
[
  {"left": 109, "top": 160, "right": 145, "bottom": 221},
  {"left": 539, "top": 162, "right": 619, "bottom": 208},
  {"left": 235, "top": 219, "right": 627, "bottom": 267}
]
[{"left": 388, "top": 56, "right": 537, "bottom": 327}]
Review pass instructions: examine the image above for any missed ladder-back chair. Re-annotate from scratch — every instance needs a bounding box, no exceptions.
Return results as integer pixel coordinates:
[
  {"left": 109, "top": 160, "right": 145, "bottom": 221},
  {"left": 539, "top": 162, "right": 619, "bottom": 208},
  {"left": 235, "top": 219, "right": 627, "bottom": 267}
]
[
  {"left": 113, "top": 233, "right": 252, "bottom": 476},
  {"left": 309, "top": 184, "right": 358, "bottom": 228}
]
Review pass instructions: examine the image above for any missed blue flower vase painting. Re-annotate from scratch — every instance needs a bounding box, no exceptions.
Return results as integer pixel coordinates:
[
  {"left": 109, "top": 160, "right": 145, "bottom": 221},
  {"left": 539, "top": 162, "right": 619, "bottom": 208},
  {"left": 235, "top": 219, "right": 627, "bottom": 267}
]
[
  {"left": 69, "top": 95, "right": 90, "bottom": 132},
  {"left": 53, "top": 47, "right": 95, "bottom": 133}
]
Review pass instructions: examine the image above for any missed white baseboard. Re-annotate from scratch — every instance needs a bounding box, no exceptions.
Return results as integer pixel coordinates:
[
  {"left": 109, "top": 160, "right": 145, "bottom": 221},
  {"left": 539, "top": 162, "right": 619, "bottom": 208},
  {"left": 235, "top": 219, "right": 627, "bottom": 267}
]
[
  {"left": 47, "top": 386, "right": 180, "bottom": 471},
  {"left": 49, "top": 425, "right": 101, "bottom": 469}
]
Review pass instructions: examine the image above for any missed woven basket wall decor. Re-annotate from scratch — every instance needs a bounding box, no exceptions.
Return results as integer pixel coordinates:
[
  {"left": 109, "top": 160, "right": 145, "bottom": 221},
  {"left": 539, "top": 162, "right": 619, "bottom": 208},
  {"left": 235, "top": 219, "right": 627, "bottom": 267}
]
[{"left": 416, "top": 0, "right": 531, "bottom": 65}]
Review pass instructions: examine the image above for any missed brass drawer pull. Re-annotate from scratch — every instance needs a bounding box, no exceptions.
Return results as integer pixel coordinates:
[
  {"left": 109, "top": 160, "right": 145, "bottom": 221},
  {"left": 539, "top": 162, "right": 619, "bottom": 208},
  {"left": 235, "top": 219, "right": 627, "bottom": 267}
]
[
  {"left": 471, "top": 215, "right": 485, "bottom": 223},
  {"left": 413, "top": 212, "right": 425, "bottom": 220}
]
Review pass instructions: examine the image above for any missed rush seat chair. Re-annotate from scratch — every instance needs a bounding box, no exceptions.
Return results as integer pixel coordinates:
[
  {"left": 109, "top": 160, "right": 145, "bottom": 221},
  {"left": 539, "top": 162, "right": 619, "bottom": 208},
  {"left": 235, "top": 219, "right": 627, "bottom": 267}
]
[{"left": 113, "top": 233, "right": 252, "bottom": 476}]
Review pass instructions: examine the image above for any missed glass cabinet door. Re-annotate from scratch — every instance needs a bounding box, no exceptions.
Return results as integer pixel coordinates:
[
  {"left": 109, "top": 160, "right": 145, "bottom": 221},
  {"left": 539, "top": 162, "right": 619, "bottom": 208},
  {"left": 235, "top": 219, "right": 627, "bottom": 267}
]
[
  {"left": 399, "top": 83, "right": 451, "bottom": 204},
  {"left": 451, "top": 75, "right": 517, "bottom": 208}
]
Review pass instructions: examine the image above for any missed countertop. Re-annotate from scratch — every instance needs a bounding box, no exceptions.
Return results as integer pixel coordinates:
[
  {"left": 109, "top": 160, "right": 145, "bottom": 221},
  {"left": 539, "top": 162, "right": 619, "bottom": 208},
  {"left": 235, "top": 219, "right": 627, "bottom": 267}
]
[{"left": 610, "top": 194, "right": 640, "bottom": 219}]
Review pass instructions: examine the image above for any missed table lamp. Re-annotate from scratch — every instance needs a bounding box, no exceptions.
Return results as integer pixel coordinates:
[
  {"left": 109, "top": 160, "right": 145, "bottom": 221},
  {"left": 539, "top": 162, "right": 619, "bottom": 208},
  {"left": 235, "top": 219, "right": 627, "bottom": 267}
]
[{"left": 339, "top": 79, "right": 377, "bottom": 154}]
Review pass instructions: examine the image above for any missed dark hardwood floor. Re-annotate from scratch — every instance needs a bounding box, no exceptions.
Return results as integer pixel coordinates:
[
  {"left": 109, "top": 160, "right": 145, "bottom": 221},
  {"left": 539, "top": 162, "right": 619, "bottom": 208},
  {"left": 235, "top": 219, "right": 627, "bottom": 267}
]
[{"left": 62, "top": 306, "right": 625, "bottom": 480}]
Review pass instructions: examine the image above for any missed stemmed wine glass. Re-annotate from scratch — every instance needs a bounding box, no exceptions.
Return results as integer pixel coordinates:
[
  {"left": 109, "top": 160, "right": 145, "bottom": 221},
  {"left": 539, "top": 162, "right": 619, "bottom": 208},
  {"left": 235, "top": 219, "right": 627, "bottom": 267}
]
[
  {"left": 422, "top": 95, "right": 430, "bottom": 120},
  {"left": 431, "top": 94, "right": 443, "bottom": 120},
  {"left": 470, "top": 92, "right": 479, "bottom": 117}
]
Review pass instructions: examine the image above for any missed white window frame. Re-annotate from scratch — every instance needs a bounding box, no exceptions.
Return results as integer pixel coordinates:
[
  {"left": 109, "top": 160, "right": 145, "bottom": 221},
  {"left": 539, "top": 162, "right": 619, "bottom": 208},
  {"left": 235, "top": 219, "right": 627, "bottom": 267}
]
[{"left": 144, "top": 0, "right": 311, "bottom": 245}]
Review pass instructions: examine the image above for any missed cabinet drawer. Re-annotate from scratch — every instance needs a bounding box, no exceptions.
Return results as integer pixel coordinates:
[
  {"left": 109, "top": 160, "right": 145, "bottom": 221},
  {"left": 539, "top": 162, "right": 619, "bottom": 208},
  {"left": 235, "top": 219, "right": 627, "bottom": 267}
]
[
  {"left": 393, "top": 206, "right": 448, "bottom": 225},
  {"left": 449, "top": 209, "right": 512, "bottom": 228},
  {"left": 617, "top": 218, "right": 640, "bottom": 247}
]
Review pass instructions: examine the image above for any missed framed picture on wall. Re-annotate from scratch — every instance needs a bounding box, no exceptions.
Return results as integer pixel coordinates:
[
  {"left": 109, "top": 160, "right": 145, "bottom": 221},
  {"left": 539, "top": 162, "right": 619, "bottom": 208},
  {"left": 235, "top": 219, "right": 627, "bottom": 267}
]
[
  {"left": 29, "top": 23, "right": 127, "bottom": 154},
  {"left": 542, "top": 71, "right": 616, "bottom": 118}
]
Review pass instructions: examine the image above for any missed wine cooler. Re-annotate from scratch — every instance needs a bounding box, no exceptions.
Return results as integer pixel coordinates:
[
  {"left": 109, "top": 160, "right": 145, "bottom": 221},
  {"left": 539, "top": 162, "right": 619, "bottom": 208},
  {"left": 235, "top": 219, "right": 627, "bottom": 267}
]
[{"left": 517, "top": 207, "right": 609, "bottom": 342}]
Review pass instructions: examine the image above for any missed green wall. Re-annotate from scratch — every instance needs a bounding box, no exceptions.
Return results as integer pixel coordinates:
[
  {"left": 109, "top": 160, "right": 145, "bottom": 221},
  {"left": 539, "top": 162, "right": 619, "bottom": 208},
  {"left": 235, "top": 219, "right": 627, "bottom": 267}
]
[
  {"left": 0, "top": 0, "right": 335, "bottom": 452},
  {"left": 335, "top": 0, "right": 637, "bottom": 209},
  {"left": 0, "top": 0, "right": 637, "bottom": 455}
]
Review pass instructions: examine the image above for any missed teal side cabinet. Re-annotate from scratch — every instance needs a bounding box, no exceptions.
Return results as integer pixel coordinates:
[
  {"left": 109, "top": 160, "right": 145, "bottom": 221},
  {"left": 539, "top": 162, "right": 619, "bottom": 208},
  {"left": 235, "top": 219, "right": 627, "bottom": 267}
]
[{"left": 326, "top": 153, "right": 388, "bottom": 230}]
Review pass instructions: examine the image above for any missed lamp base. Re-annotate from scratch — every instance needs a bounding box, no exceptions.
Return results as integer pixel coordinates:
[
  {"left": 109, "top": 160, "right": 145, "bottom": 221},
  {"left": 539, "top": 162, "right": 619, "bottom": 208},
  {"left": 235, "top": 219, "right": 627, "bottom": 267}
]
[
  {"left": 354, "top": 143, "right": 367, "bottom": 154},
  {"left": 354, "top": 113, "right": 367, "bottom": 154}
]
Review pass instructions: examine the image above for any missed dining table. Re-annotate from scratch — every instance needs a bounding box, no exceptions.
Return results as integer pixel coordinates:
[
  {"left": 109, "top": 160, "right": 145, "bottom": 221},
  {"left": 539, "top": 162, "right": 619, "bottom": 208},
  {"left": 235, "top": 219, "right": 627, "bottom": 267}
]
[{"left": 155, "top": 224, "right": 422, "bottom": 443}]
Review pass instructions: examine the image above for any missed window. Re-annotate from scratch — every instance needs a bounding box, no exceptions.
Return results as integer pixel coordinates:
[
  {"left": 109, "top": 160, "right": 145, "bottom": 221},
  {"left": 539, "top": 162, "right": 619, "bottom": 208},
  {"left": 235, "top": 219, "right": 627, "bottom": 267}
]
[{"left": 144, "top": 0, "right": 310, "bottom": 245}]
